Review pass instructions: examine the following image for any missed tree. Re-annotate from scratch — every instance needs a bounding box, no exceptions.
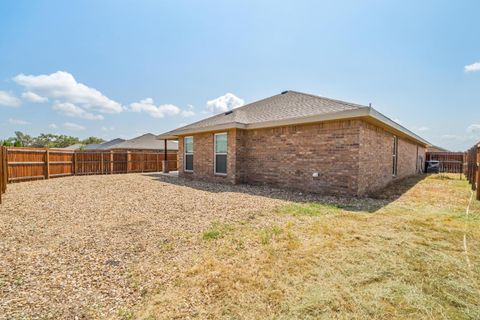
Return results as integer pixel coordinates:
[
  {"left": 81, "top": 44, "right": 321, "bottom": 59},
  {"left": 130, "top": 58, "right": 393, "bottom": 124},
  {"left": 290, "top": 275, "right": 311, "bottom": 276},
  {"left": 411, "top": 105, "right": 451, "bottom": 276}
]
[
  {"left": 1, "top": 132, "right": 105, "bottom": 148},
  {"left": 82, "top": 136, "right": 105, "bottom": 145},
  {"left": 13, "top": 131, "right": 33, "bottom": 147}
]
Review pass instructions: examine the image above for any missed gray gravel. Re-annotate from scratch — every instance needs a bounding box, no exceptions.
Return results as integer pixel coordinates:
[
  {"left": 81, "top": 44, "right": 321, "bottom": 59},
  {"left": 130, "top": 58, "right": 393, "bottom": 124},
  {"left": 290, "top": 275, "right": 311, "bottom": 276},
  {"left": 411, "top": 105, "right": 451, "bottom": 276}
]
[{"left": 0, "top": 173, "right": 300, "bottom": 319}]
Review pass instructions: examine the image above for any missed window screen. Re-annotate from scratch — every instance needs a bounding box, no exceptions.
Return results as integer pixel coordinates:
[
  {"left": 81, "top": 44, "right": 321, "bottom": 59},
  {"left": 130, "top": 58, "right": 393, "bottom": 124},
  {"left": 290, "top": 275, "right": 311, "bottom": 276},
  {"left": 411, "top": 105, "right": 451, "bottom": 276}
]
[
  {"left": 214, "top": 133, "right": 227, "bottom": 174},
  {"left": 392, "top": 136, "right": 398, "bottom": 176},
  {"left": 184, "top": 137, "right": 193, "bottom": 171}
]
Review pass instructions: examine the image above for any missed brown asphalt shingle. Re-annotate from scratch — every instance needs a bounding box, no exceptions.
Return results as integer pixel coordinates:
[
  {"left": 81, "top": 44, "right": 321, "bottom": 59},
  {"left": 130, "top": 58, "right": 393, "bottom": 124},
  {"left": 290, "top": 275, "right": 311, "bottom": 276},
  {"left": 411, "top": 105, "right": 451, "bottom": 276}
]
[{"left": 167, "top": 90, "right": 367, "bottom": 133}]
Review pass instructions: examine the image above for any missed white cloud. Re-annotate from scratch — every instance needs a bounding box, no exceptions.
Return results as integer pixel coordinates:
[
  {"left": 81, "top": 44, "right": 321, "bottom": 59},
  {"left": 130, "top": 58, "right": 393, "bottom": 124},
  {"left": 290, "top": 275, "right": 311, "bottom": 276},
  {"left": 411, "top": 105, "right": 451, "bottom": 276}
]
[
  {"left": 206, "top": 93, "right": 244, "bottom": 113},
  {"left": 0, "top": 91, "right": 21, "bottom": 107},
  {"left": 417, "top": 126, "right": 430, "bottom": 132},
  {"left": 8, "top": 118, "right": 30, "bottom": 125},
  {"left": 63, "top": 122, "right": 85, "bottom": 131},
  {"left": 13, "top": 71, "right": 123, "bottom": 114},
  {"left": 465, "top": 62, "right": 480, "bottom": 73},
  {"left": 52, "top": 102, "right": 104, "bottom": 120},
  {"left": 466, "top": 124, "right": 480, "bottom": 133},
  {"left": 181, "top": 104, "right": 195, "bottom": 117},
  {"left": 129, "top": 98, "right": 181, "bottom": 118},
  {"left": 21, "top": 91, "right": 48, "bottom": 103},
  {"left": 101, "top": 126, "right": 115, "bottom": 132},
  {"left": 48, "top": 123, "right": 58, "bottom": 129}
]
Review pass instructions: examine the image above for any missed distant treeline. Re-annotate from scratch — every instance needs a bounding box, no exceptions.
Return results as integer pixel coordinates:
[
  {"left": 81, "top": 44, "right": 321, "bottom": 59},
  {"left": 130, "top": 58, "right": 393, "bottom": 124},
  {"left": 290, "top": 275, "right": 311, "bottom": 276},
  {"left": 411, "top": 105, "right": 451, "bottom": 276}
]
[{"left": 1, "top": 131, "right": 104, "bottom": 148}]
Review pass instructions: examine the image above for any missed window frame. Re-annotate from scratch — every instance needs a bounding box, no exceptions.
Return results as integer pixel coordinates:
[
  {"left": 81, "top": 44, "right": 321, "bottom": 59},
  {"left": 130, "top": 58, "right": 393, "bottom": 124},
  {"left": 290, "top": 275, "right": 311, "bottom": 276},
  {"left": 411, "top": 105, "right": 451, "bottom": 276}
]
[
  {"left": 214, "top": 132, "right": 228, "bottom": 176},
  {"left": 392, "top": 136, "right": 398, "bottom": 177},
  {"left": 184, "top": 136, "right": 194, "bottom": 173}
]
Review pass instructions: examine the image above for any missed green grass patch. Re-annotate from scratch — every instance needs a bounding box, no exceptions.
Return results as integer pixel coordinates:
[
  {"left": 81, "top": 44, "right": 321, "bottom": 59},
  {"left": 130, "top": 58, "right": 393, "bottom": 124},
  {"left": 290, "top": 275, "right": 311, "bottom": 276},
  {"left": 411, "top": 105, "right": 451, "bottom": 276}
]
[
  {"left": 202, "top": 222, "right": 232, "bottom": 241},
  {"left": 259, "top": 225, "right": 284, "bottom": 245},
  {"left": 276, "top": 202, "right": 343, "bottom": 217}
]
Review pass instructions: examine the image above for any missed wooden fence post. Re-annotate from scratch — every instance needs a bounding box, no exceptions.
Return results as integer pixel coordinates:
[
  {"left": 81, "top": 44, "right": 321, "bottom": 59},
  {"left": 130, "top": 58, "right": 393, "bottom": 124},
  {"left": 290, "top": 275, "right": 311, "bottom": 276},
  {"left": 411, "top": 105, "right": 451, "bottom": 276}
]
[
  {"left": 45, "top": 149, "right": 50, "bottom": 179},
  {"left": 3, "top": 147, "right": 7, "bottom": 188},
  {"left": 110, "top": 151, "right": 114, "bottom": 174},
  {"left": 100, "top": 152, "right": 104, "bottom": 174},
  {"left": 126, "top": 151, "right": 131, "bottom": 173},
  {"left": 0, "top": 146, "right": 7, "bottom": 204},
  {"left": 477, "top": 147, "right": 480, "bottom": 200},
  {"left": 0, "top": 147, "right": 3, "bottom": 204},
  {"left": 73, "top": 152, "right": 77, "bottom": 176}
]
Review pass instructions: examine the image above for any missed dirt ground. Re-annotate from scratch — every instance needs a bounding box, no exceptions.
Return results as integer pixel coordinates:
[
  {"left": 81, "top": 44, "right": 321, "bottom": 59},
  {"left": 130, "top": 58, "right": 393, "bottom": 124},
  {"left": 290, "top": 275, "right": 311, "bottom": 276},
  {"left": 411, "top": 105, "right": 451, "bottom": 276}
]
[
  {"left": 1, "top": 173, "right": 479, "bottom": 319},
  {"left": 0, "top": 173, "right": 312, "bottom": 319}
]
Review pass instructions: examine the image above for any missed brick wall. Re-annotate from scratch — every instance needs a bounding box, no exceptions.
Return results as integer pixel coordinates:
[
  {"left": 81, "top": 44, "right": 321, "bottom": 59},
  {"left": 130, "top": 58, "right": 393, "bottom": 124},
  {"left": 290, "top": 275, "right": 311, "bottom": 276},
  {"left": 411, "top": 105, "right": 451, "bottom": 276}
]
[
  {"left": 241, "top": 120, "right": 361, "bottom": 195},
  {"left": 358, "top": 121, "right": 426, "bottom": 195},
  {"left": 178, "top": 128, "right": 239, "bottom": 183},
  {"left": 177, "top": 119, "right": 425, "bottom": 196}
]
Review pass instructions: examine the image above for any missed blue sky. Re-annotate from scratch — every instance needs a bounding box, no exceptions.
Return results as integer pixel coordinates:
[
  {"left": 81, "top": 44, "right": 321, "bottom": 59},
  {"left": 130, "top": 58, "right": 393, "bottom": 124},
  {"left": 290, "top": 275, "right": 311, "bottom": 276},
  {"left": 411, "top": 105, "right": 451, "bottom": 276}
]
[{"left": 0, "top": 0, "right": 479, "bottom": 151}]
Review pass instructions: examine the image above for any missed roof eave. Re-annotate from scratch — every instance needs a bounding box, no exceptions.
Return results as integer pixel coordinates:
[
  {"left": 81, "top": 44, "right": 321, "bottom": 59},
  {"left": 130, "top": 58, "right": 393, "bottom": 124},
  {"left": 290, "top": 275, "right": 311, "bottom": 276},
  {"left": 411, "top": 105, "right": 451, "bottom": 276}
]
[
  {"left": 157, "top": 122, "right": 247, "bottom": 139},
  {"left": 368, "top": 108, "right": 430, "bottom": 147},
  {"left": 157, "top": 108, "right": 430, "bottom": 147}
]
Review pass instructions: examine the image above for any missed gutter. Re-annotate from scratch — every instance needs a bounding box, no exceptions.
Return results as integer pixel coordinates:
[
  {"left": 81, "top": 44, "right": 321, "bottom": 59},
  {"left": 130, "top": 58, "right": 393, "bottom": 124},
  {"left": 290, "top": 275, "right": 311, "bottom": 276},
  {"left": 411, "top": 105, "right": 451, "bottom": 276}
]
[{"left": 158, "top": 107, "right": 431, "bottom": 147}]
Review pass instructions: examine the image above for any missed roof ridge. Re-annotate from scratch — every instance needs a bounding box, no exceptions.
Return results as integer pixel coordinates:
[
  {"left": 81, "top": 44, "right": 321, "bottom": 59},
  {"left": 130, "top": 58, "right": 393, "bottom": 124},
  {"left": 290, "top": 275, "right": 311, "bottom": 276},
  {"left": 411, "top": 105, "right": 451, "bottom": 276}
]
[{"left": 286, "top": 90, "right": 369, "bottom": 109}]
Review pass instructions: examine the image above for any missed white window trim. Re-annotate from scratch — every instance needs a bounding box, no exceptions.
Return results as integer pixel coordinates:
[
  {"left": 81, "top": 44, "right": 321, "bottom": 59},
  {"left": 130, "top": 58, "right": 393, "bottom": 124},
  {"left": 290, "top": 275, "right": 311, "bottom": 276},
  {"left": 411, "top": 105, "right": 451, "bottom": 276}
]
[
  {"left": 184, "top": 136, "right": 194, "bottom": 173},
  {"left": 214, "top": 132, "right": 227, "bottom": 176},
  {"left": 392, "top": 136, "right": 398, "bottom": 177}
]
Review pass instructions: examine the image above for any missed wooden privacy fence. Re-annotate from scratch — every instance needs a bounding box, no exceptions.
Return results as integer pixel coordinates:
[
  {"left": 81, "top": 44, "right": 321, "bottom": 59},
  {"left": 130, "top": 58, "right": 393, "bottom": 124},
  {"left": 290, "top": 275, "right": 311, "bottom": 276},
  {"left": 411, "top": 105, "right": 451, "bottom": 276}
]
[
  {"left": 5, "top": 147, "right": 178, "bottom": 183},
  {"left": 425, "top": 152, "right": 464, "bottom": 173},
  {"left": 465, "top": 144, "right": 480, "bottom": 200},
  {"left": 0, "top": 147, "right": 7, "bottom": 204}
]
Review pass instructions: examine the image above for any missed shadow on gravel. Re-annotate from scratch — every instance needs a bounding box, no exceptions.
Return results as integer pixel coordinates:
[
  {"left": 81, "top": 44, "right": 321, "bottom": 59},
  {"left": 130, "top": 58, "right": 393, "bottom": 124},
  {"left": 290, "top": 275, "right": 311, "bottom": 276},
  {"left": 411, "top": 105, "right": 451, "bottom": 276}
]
[{"left": 143, "top": 173, "right": 428, "bottom": 213}]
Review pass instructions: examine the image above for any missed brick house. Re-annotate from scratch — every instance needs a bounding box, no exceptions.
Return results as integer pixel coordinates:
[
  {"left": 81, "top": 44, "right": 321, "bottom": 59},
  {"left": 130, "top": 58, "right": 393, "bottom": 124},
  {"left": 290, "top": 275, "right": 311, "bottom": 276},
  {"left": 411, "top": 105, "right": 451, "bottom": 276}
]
[{"left": 158, "top": 91, "right": 429, "bottom": 196}]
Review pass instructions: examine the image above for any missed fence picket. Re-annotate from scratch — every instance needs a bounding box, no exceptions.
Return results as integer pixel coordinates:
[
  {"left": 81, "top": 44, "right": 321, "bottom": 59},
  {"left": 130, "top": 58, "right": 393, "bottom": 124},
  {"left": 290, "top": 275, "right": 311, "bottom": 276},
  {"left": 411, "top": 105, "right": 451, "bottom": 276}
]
[{"left": 3, "top": 147, "right": 177, "bottom": 184}]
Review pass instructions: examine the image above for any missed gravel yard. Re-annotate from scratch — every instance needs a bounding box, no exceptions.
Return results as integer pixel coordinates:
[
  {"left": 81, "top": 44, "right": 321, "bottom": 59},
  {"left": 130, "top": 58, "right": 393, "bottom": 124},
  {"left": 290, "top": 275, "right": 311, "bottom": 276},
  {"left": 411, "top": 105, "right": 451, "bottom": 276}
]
[
  {"left": 0, "top": 173, "right": 301, "bottom": 319},
  {"left": 3, "top": 174, "right": 478, "bottom": 319}
]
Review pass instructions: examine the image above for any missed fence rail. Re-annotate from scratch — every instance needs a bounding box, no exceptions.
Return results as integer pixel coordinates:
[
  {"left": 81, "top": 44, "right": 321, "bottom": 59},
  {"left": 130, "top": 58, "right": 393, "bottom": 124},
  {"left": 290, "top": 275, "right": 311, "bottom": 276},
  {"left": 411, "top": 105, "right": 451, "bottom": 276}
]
[
  {"left": 465, "top": 145, "right": 480, "bottom": 200},
  {"left": 3, "top": 147, "right": 178, "bottom": 185}
]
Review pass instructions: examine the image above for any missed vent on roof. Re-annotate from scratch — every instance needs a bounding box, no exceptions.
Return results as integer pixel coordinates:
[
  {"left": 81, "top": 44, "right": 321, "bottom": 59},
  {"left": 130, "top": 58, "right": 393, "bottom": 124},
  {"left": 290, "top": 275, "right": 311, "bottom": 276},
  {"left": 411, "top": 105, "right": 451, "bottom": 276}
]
[
  {"left": 225, "top": 110, "right": 233, "bottom": 115},
  {"left": 281, "top": 90, "right": 289, "bottom": 94}
]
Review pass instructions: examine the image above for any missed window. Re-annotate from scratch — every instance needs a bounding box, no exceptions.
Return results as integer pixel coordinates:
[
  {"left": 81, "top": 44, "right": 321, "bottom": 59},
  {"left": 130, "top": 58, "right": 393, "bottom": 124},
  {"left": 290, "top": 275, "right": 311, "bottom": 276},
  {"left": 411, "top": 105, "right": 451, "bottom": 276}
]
[
  {"left": 392, "top": 136, "right": 398, "bottom": 176},
  {"left": 214, "top": 133, "right": 227, "bottom": 175},
  {"left": 184, "top": 136, "right": 193, "bottom": 172}
]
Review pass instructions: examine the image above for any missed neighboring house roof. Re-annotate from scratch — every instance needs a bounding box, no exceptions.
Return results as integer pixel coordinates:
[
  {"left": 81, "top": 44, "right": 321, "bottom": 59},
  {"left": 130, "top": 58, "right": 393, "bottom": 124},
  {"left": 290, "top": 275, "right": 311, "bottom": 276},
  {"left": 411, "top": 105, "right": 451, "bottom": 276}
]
[
  {"left": 158, "top": 90, "right": 430, "bottom": 146},
  {"left": 61, "top": 143, "right": 84, "bottom": 150},
  {"left": 84, "top": 138, "right": 126, "bottom": 150},
  {"left": 84, "top": 143, "right": 102, "bottom": 150},
  {"left": 109, "top": 133, "right": 178, "bottom": 150}
]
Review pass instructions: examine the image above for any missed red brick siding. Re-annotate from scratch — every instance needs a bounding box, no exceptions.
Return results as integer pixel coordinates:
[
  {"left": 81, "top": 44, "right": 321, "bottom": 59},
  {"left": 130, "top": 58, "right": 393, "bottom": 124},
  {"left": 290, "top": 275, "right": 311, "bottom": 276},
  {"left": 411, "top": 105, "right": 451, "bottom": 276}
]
[
  {"left": 177, "top": 119, "right": 425, "bottom": 196},
  {"left": 358, "top": 122, "right": 425, "bottom": 195},
  {"left": 178, "top": 129, "right": 238, "bottom": 183},
  {"left": 241, "top": 120, "right": 361, "bottom": 195}
]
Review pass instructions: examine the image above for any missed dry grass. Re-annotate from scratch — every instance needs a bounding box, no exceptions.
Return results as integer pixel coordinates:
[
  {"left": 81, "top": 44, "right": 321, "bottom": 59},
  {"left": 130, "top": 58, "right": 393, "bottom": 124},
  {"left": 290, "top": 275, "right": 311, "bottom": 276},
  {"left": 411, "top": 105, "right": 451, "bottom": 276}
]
[
  {"left": 0, "top": 173, "right": 479, "bottom": 319},
  {"left": 139, "top": 174, "right": 480, "bottom": 320}
]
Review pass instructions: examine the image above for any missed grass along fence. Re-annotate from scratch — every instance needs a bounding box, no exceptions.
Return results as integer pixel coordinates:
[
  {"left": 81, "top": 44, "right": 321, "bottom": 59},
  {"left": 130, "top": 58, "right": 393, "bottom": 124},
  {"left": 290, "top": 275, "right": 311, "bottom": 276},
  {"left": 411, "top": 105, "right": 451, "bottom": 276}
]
[{"left": 5, "top": 147, "right": 177, "bottom": 183}]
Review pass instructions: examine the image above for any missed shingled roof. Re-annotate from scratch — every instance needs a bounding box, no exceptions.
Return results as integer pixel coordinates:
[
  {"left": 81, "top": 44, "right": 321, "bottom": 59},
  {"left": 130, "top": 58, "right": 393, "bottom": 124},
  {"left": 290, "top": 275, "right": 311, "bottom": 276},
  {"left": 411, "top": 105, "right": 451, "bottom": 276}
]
[
  {"left": 158, "top": 91, "right": 429, "bottom": 146},
  {"left": 85, "top": 138, "right": 126, "bottom": 150},
  {"left": 110, "top": 133, "right": 178, "bottom": 150}
]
